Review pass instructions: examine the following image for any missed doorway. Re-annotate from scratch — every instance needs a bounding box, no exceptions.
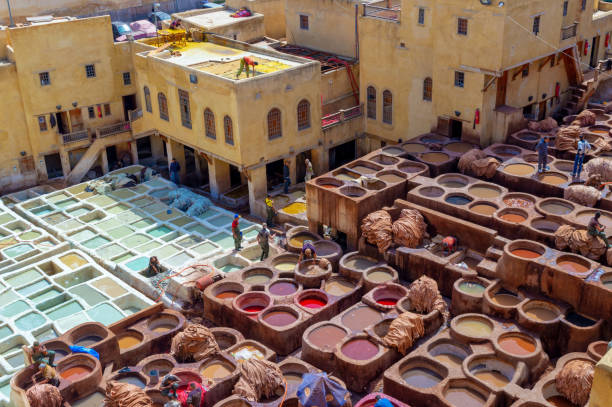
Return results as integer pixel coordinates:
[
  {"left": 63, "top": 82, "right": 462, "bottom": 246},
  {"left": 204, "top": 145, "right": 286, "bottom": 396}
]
[
  {"left": 266, "top": 159, "right": 285, "bottom": 190},
  {"left": 590, "top": 36, "right": 600, "bottom": 68},
  {"left": 328, "top": 140, "right": 356, "bottom": 170},
  {"left": 122, "top": 94, "right": 137, "bottom": 121},
  {"left": 538, "top": 101, "right": 547, "bottom": 121},
  {"left": 69, "top": 109, "right": 84, "bottom": 131},
  {"left": 184, "top": 146, "right": 196, "bottom": 173},
  {"left": 56, "top": 112, "right": 70, "bottom": 134},
  {"left": 449, "top": 119, "right": 462, "bottom": 139},
  {"left": 44, "top": 153, "right": 63, "bottom": 179},
  {"left": 106, "top": 145, "right": 118, "bottom": 169},
  {"left": 229, "top": 164, "right": 242, "bottom": 188},
  {"left": 136, "top": 136, "right": 152, "bottom": 160}
]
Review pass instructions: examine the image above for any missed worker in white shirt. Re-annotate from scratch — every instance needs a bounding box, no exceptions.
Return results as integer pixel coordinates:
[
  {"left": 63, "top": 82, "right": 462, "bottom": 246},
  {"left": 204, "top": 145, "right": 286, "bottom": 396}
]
[{"left": 572, "top": 134, "right": 591, "bottom": 179}]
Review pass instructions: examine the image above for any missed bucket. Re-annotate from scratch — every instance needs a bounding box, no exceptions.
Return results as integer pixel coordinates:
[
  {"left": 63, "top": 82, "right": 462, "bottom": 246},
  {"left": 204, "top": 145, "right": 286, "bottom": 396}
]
[{"left": 149, "top": 369, "right": 159, "bottom": 385}]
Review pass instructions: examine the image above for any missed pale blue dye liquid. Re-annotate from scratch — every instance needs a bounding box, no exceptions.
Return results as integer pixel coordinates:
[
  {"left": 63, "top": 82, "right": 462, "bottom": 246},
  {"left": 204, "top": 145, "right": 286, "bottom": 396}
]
[
  {"left": 148, "top": 226, "right": 171, "bottom": 238},
  {"left": 4, "top": 244, "right": 34, "bottom": 258},
  {"left": 1, "top": 300, "right": 29, "bottom": 317},
  {"left": 82, "top": 236, "right": 110, "bottom": 249},
  {"left": 5, "top": 269, "right": 42, "bottom": 286},
  {"left": 126, "top": 257, "right": 149, "bottom": 272},
  {"left": 46, "top": 301, "right": 84, "bottom": 319},
  {"left": 15, "top": 312, "right": 46, "bottom": 330},
  {"left": 86, "top": 303, "right": 123, "bottom": 325},
  {"left": 17, "top": 279, "right": 50, "bottom": 296}
]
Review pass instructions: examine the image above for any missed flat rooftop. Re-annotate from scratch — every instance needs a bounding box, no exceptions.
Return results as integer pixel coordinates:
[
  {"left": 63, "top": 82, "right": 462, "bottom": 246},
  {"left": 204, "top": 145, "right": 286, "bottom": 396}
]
[
  {"left": 151, "top": 40, "right": 303, "bottom": 80},
  {"left": 182, "top": 9, "right": 262, "bottom": 29}
]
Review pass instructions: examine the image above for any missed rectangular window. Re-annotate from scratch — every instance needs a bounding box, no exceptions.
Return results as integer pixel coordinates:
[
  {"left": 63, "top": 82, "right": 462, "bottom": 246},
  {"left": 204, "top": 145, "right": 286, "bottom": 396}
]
[
  {"left": 522, "top": 65, "right": 529, "bottom": 77},
  {"left": 104, "top": 103, "right": 111, "bottom": 116},
  {"left": 88, "top": 106, "right": 95, "bottom": 119},
  {"left": 38, "top": 116, "right": 47, "bottom": 131},
  {"left": 178, "top": 89, "right": 192, "bottom": 129},
  {"left": 122, "top": 72, "right": 131, "bottom": 85},
  {"left": 457, "top": 18, "right": 468, "bottom": 35},
  {"left": 85, "top": 64, "right": 96, "bottom": 78},
  {"left": 582, "top": 0, "right": 586, "bottom": 10},
  {"left": 454, "top": 71, "right": 465, "bottom": 88},
  {"left": 39, "top": 72, "right": 50, "bottom": 86},
  {"left": 533, "top": 16, "right": 540, "bottom": 36},
  {"left": 418, "top": 8, "right": 425, "bottom": 25},
  {"left": 300, "top": 15, "right": 309, "bottom": 30},
  {"left": 563, "top": 1, "right": 568, "bottom": 16}
]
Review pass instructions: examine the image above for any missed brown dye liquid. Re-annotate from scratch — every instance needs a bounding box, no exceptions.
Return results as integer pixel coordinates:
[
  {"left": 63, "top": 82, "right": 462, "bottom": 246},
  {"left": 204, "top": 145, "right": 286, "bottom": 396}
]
[
  {"left": 324, "top": 280, "right": 354, "bottom": 296},
  {"left": 345, "top": 257, "right": 377, "bottom": 270},
  {"left": 263, "top": 311, "right": 297, "bottom": 326},
  {"left": 341, "top": 338, "right": 378, "bottom": 360},
  {"left": 498, "top": 336, "right": 536, "bottom": 355},
  {"left": 284, "top": 373, "right": 303, "bottom": 385},
  {"left": 546, "top": 395, "right": 579, "bottom": 407},
  {"left": 557, "top": 260, "right": 589, "bottom": 274},
  {"left": 216, "top": 291, "right": 241, "bottom": 299},
  {"left": 446, "top": 142, "right": 473, "bottom": 153},
  {"left": 445, "top": 388, "right": 486, "bottom": 407},
  {"left": 60, "top": 366, "right": 92, "bottom": 381},
  {"left": 471, "top": 204, "right": 497, "bottom": 215},
  {"left": 541, "top": 202, "right": 572, "bottom": 215},
  {"left": 401, "top": 367, "right": 443, "bottom": 388},
  {"left": 378, "top": 174, "right": 405, "bottom": 183},
  {"left": 368, "top": 270, "right": 393, "bottom": 282},
  {"left": 269, "top": 282, "right": 297, "bottom": 296},
  {"left": 474, "top": 371, "right": 509, "bottom": 388},
  {"left": 492, "top": 293, "right": 521, "bottom": 306},
  {"left": 421, "top": 152, "right": 449, "bottom": 163},
  {"left": 511, "top": 249, "right": 541, "bottom": 258},
  {"left": 503, "top": 198, "right": 533, "bottom": 208},
  {"left": 500, "top": 213, "right": 526, "bottom": 223},
  {"left": 403, "top": 143, "right": 428, "bottom": 153},
  {"left": 540, "top": 174, "right": 568, "bottom": 185},
  {"left": 118, "top": 334, "right": 141, "bottom": 350},
  {"left": 352, "top": 165, "right": 377, "bottom": 174},
  {"left": 469, "top": 186, "right": 500, "bottom": 198},
  {"left": 504, "top": 164, "right": 535, "bottom": 176},
  {"left": 151, "top": 324, "right": 175, "bottom": 333},
  {"left": 308, "top": 325, "right": 347, "bottom": 350},
  {"left": 525, "top": 306, "right": 558, "bottom": 321},
  {"left": 440, "top": 181, "right": 466, "bottom": 188},
  {"left": 455, "top": 319, "right": 492, "bottom": 337},
  {"left": 200, "top": 362, "right": 233, "bottom": 379},
  {"left": 434, "top": 353, "right": 463, "bottom": 368},
  {"left": 341, "top": 306, "right": 382, "bottom": 331}
]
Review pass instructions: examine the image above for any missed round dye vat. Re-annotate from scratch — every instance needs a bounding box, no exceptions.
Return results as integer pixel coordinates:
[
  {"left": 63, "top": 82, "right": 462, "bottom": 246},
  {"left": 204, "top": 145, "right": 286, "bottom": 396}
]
[
  {"left": 469, "top": 186, "right": 500, "bottom": 198},
  {"left": 470, "top": 204, "right": 497, "bottom": 216},
  {"left": 116, "top": 375, "right": 145, "bottom": 388},
  {"left": 368, "top": 270, "right": 393, "bottom": 283},
  {"left": 498, "top": 335, "right": 536, "bottom": 356},
  {"left": 499, "top": 213, "right": 526, "bottom": 223},
  {"left": 243, "top": 305, "right": 265, "bottom": 313},
  {"left": 308, "top": 325, "right": 347, "bottom": 350},
  {"left": 604, "top": 280, "right": 612, "bottom": 289},
  {"left": 376, "top": 298, "right": 398, "bottom": 306},
  {"left": 491, "top": 293, "right": 521, "bottom": 307},
  {"left": 216, "top": 291, "right": 241, "bottom": 300},
  {"left": 243, "top": 274, "right": 271, "bottom": 285},
  {"left": 284, "top": 373, "right": 303, "bottom": 385},
  {"left": 269, "top": 282, "right": 298, "bottom": 296},
  {"left": 401, "top": 367, "right": 442, "bottom": 388},
  {"left": 118, "top": 333, "right": 142, "bottom": 350},
  {"left": 511, "top": 249, "right": 541, "bottom": 258},
  {"left": 75, "top": 336, "right": 102, "bottom": 347},
  {"left": 151, "top": 324, "right": 176, "bottom": 333},
  {"left": 344, "top": 256, "right": 377, "bottom": 270},
  {"left": 299, "top": 297, "right": 327, "bottom": 308},
  {"left": 60, "top": 365, "right": 92, "bottom": 381},
  {"left": 540, "top": 173, "right": 568, "bottom": 185},
  {"left": 378, "top": 173, "right": 405, "bottom": 183},
  {"left": 459, "top": 282, "right": 486, "bottom": 295},
  {"left": 445, "top": 388, "right": 487, "bottom": 407},
  {"left": 474, "top": 371, "right": 509, "bottom": 388},
  {"left": 200, "top": 361, "right": 233, "bottom": 380},
  {"left": 421, "top": 152, "right": 449, "bottom": 163},
  {"left": 263, "top": 311, "right": 297, "bottom": 326},
  {"left": 445, "top": 195, "right": 472, "bottom": 205},
  {"left": 433, "top": 353, "right": 463, "bottom": 368},
  {"left": 324, "top": 279, "right": 355, "bottom": 296},
  {"left": 455, "top": 318, "right": 493, "bottom": 338},
  {"left": 546, "top": 395, "right": 578, "bottom": 407},
  {"left": 503, "top": 163, "right": 535, "bottom": 176},
  {"left": 289, "top": 234, "right": 310, "bottom": 247},
  {"left": 503, "top": 197, "right": 533, "bottom": 208},
  {"left": 440, "top": 180, "right": 466, "bottom": 188},
  {"left": 524, "top": 306, "right": 558, "bottom": 321},
  {"left": 341, "top": 338, "right": 378, "bottom": 360},
  {"left": 446, "top": 142, "right": 473, "bottom": 153},
  {"left": 565, "top": 311, "right": 595, "bottom": 327},
  {"left": 320, "top": 184, "right": 338, "bottom": 189},
  {"left": 341, "top": 306, "right": 383, "bottom": 331},
  {"left": 383, "top": 147, "right": 405, "bottom": 155},
  {"left": 541, "top": 202, "right": 573, "bottom": 215},
  {"left": 274, "top": 262, "right": 296, "bottom": 271},
  {"left": 557, "top": 260, "right": 589, "bottom": 274},
  {"left": 403, "top": 143, "right": 428, "bottom": 153},
  {"left": 352, "top": 165, "right": 378, "bottom": 174}
]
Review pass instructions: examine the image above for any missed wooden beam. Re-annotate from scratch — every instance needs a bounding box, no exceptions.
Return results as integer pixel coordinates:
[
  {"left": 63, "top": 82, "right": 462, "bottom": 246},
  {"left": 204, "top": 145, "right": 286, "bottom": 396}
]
[
  {"left": 539, "top": 55, "right": 554, "bottom": 71},
  {"left": 512, "top": 64, "right": 529, "bottom": 80},
  {"left": 481, "top": 75, "right": 497, "bottom": 92},
  {"left": 496, "top": 71, "right": 508, "bottom": 107}
]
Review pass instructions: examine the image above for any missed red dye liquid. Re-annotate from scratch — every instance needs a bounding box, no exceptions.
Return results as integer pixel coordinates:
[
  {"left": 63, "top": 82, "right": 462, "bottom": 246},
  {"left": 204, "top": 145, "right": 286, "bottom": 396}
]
[
  {"left": 243, "top": 305, "right": 265, "bottom": 313},
  {"left": 299, "top": 297, "right": 327, "bottom": 308},
  {"left": 176, "top": 383, "right": 206, "bottom": 407},
  {"left": 376, "top": 298, "right": 398, "bottom": 306}
]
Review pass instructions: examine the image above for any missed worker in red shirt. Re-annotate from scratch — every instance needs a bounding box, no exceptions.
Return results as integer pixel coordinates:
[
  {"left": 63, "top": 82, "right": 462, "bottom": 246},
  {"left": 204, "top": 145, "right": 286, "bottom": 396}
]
[
  {"left": 232, "top": 214, "right": 243, "bottom": 251},
  {"left": 236, "top": 56, "right": 259, "bottom": 78},
  {"left": 442, "top": 236, "right": 457, "bottom": 255}
]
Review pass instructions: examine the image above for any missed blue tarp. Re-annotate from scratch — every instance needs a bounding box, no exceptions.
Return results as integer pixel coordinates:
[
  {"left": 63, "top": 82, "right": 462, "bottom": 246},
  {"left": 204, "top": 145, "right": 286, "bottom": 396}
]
[
  {"left": 69, "top": 345, "right": 100, "bottom": 360},
  {"left": 296, "top": 373, "right": 349, "bottom": 407}
]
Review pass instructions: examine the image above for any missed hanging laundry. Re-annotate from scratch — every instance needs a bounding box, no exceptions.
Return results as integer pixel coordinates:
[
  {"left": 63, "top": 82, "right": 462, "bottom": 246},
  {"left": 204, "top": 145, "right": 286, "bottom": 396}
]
[{"left": 49, "top": 114, "right": 56, "bottom": 128}]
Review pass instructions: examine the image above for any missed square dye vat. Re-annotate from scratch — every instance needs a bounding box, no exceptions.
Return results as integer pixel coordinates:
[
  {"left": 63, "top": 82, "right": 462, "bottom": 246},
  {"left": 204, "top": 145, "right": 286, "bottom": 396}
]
[
  {"left": 96, "top": 243, "right": 126, "bottom": 258},
  {"left": 107, "top": 226, "right": 133, "bottom": 240},
  {"left": 91, "top": 277, "right": 127, "bottom": 298},
  {"left": 86, "top": 303, "right": 124, "bottom": 325},
  {"left": 46, "top": 300, "right": 85, "bottom": 320},
  {"left": 87, "top": 194, "right": 118, "bottom": 208},
  {"left": 112, "top": 252, "right": 136, "bottom": 264},
  {"left": 131, "top": 218, "right": 155, "bottom": 229},
  {"left": 121, "top": 234, "right": 150, "bottom": 248},
  {"left": 176, "top": 235, "right": 203, "bottom": 248},
  {"left": 57, "top": 219, "right": 84, "bottom": 231},
  {"left": 96, "top": 218, "right": 123, "bottom": 231},
  {"left": 208, "top": 215, "right": 234, "bottom": 228},
  {"left": 82, "top": 236, "right": 111, "bottom": 249},
  {"left": 147, "top": 225, "right": 172, "bottom": 238},
  {"left": 134, "top": 241, "right": 162, "bottom": 253},
  {"left": 0, "top": 300, "right": 29, "bottom": 317},
  {"left": 208, "top": 232, "right": 235, "bottom": 250},
  {"left": 67, "top": 207, "right": 90, "bottom": 217},
  {"left": 69, "top": 284, "right": 108, "bottom": 306},
  {"left": 191, "top": 241, "right": 219, "bottom": 256},
  {"left": 171, "top": 216, "right": 194, "bottom": 227},
  {"left": 186, "top": 224, "right": 214, "bottom": 237},
  {"left": 15, "top": 312, "right": 46, "bottom": 330},
  {"left": 5, "top": 268, "right": 42, "bottom": 287},
  {"left": 3, "top": 243, "right": 35, "bottom": 258},
  {"left": 69, "top": 229, "right": 96, "bottom": 242},
  {"left": 107, "top": 203, "right": 131, "bottom": 215}
]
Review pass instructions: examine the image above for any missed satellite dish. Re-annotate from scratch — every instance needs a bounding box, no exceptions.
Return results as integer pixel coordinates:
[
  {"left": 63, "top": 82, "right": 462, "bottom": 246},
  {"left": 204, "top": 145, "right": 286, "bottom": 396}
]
[
  {"left": 498, "top": 1, "right": 505, "bottom": 6},
  {"left": 480, "top": 0, "right": 492, "bottom": 4}
]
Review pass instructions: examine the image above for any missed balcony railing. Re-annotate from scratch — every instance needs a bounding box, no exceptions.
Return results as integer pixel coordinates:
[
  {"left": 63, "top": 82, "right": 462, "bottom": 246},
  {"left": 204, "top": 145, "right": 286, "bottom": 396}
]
[
  {"left": 96, "top": 121, "right": 131, "bottom": 138},
  {"left": 363, "top": 4, "right": 400, "bottom": 21},
  {"left": 62, "top": 130, "right": 89, "bottom": 144},
  {"left": 561, "top": 23, "right": 578, "bottom": 40},
  {"left": 129, "top": 108, "right": 143, "bottom": 122},
  {"left": 322, "top": 104, "right": 363, "bottom": 129}
]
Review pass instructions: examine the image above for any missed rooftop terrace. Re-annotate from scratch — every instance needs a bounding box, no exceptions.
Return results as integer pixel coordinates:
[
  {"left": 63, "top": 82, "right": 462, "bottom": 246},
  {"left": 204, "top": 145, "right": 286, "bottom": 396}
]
[{"left": 180, "top": 9, "right": 263, "bottom": 30}]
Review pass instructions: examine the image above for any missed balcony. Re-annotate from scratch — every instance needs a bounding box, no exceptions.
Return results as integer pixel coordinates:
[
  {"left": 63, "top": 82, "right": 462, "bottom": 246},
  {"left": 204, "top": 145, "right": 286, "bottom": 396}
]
[
  {"left": 61, "top": 130, "right": 89, "bottom": 144},
  {"left": 363, "top": 1, "right": 400, "bottom": 22},
  {"left": 129, "top": 108, "right": 143, "bottom": 122},
  {"left": 322, "top": 104, "right": 363, "bottom": 129},
  {"left": 561, "top": 23, "right": 578, "bottom": 40},
  {"left": 96, "top": 121, "right": 131, "bottom": 138}
]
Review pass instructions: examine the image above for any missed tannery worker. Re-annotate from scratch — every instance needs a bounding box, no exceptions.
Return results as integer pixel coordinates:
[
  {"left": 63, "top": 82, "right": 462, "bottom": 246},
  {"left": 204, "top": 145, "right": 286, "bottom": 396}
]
[
  {"left": 257, "top": 223, "right": 272, "bottom": 261},
  {"left": 160, "top": 374, "right": 180, "bottom": 399},
  {"left": 442, "top": 236, "right": 457, "bottom": 254},
  {"left": 169, "top": 19, "right": 182, "bottom": 29},
  {"left": 572, "top": 134, "right": 591, "bottom": 179},
  {"left": 298, "top": 240, "right": 317, "bottom": 262},
  {"left": 236, "top": 56, "right": 258, "bottom": 78},
  {"left": 146, "top": 256, "right": 162, "bottom": 277},
  {"left": 232, "top": 214, "right": 243, "bottom": 251},
  {"left": 169, "top": 158, "right": 181, "bottom": 185},
  {"left": 186, "top": 382, "right": 202, "bottom": 407},
  {"left": 35, "top": 363, "right": 60, "bottom": 387},
  {"left": 265, "top": 195, "right": 276, "bottom": 226},
  {"left": 588, "top": 211, "right": 610, "bottom": 248},
  {"left": 30, "top": 341, "right": 56, "bottom": 367},
  {"left": 536, "top": 135, "right": 550, "bottom": 173},
  {"left": 304, "top": 158, "right": 314, "bottom": 181}
]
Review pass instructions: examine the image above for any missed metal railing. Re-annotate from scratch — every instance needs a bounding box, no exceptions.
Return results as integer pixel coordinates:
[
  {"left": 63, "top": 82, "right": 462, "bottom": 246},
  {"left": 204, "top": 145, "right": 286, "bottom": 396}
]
[
  {"left": 363, "top": 4, "right": 400, "bottom": 21},
  {"left": 129, "top": 108, "right": 143, "bottom": 122},
  {"left": 61, "top": 130, "right": 89, "bottom": 144},
  {"left": 322, "top": 104, "right": 363, "bottom": 129},
  {"left": 561, "top": 23, "right": 578, "bottom": 40},
  {"left": 96, "top": 121, "right": 131, "bottom": 138}
]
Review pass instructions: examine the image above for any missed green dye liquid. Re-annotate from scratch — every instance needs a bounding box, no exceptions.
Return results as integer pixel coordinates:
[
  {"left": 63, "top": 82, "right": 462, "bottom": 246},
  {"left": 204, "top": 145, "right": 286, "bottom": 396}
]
[
  {"left": 15, "top": 312, "right": 46, "bottom": 330},
  {"left": 0, "top": 300, "right": 29, "bottom": 317},
  {"left": 5, "top": 269, "right": 42, "bottom": 286},
  {"left": 87, "top": 303, "right": 124, "bottom": 325},
  {"left": 46, "top": 301, "right": 84, "bottom": 319},
  {"left": 126, "top": 256, "right": 149, "bottom": 271},
  {"left": 83, "top": 236, "right": 110, "bottom": 249},
  {"left": 148, "top": 226, "right": 172, "bottom": 238},
  {"left": 4, "top": 243, "right": 34, "bottom": 257}
]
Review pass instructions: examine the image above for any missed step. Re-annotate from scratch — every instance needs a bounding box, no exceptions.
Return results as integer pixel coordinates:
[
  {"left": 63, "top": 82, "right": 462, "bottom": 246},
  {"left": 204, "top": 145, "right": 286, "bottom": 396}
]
[
  {"left": 476, "top": 258, "right": 498, "bottom": 278},
  {"left": 485, "top": 246, "right": 504, "bottom": 261}
]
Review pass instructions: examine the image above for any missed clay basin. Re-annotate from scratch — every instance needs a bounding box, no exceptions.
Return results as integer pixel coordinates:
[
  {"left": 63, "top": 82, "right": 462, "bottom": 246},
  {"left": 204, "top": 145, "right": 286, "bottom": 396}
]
[
  {"left": 428, "top": 340, "right": 470, "bottom": 369},
  {"left": 492, "top": 145, "right": 521, "bottom": 157},
  {"left": 211, "top": 281, "right": 245, "bottom": 302},
  {"left": 455, "top": 279, "right": 488, "bottom": 296},
  {"left": 362, "top": 178, "right": 387, "bottom": 191},
  {"left": 211, "top": 328, "right": 242, "bottom": 350},
  {"left": 323, "top": 275, "right": 357, "bottom": 297},
  {"left": 241, "top": 267, "right": 274, "bottom": 286},
  {"left": 420, "top": 152, "right": 450, "bottom": 163},
  {"left": 333, "top": 169, "right": 361, "bottom": 182},
  {"left": 348, "top": 161, "right": 383, "bottom": 175},
  {"left": 445, "top": 193, "right": 473, "bottom": 206},
  {"left": 370, "top": 284, "right": 408, "bottom": 308},
  {"left": 502, "top": 193, "right": 535, "bottom": 209},
  {"left": 341, "top": 305, "right": 384, "bottom": 332},
  {"left": 57, "top": 353, "right": 98, "bottom": 383},
  {"left": 376, "top": 170, "right": 407, "bottom": 184},
  {"left": 315, "top": 177, "right": 343, "bottom": 189},
  {"left": 147, "top": 312, "right": 182, "bottom": 334},
  {"left": 295, "top": 289, "right": 329, "bottom": 310},
  {"left": 516, "top": 132, "right": 540, "bottom": 142},
  {"left": 381, "top": 146, "right": 407, "bottom": 156},
  {"left": 530, "top": 217, "right": 561, "bottom": 234},
  {"left": 552, "top": 160, "right": 574, "bottom": 173},
  {"left": 286, "top": 228, "right": 320, "bottom": 251},
  {"left": 601, "top": 271, "right": 612, "bottom": 290},
  {"left": 339, "top": 336, "right": 380, "bottom": 361},
  {"left": 340, "top": 252, "right": 378, "bottom": 275},
  {"left": 451, "top": 314, "right": 494, "bottom": 340},
  {"left": 469, "top": 202, "right": 498, "bottom": 216},
  {"left": 69, "top": 323, "right": 109, "bottom": 347},
  {"left": 397, "top": 161, "right": 428, "bottom": 174},
  {"left": 260, "top": 305, "right": 300, "bottom": 328},
  {"left": 306, "top": 323, "right": 349, "bottom": 351},
  {"left": 295, "top": 258, "right": 332, "bottom": 288},
  {"left": 467, "top": 356, "right": 516, "bottom": 389},
  {"left": 503, "top": 163, "right": 535, "bottom": 176},
  {"left": 280, "top": 361, "right": 309, "bottom": 388},
  {"left": 112, "top": 372, "right": 148, "bottom": 388},
  {"left": 520, "top": 300, "right": 561, "bottom": 323},
  {"left": 563, "top": 311, "right": 597, "bottom": 328},
  {"left": 363, "top": 265, "right": 398, "bottom": 288},
  {"left": 142, "top": 357, "right": 174, "bottom": 377},
  {"left": 507, "top": 240, "right": 545, "bottom": 259},
  {"left": 117, "top": 330, "right": 144, "bottom": 352},
  {"left": 496, "top": 332, "right": 537, "bottom": 357},
  {"left": 267, "top": 279, "right": 299, "bottom": 298},
  {"left": 269, "top": 253, "right": 299, "bottom": 274},
  {"left": 468, "top": 183, "right": 502, "bottom": 199},
  {"left": 437, "top": 174, "right": 469, "bottom": 188},
  {"left": 419, "top": 134, "right": 446, "bottom": 144},
  {"left": 497, "top": 207, "right": 528, "bottom": 223},
  {"left": 523, "top": 153, "right": 554, "bottom": 164},
  {"left": 443, "top": 379, "right": 491, "bottom": 407},
  {"left": 555, "top": 254, "right": 592, "bottom": 276},
  {"left": 233, "top": 292, "right": 272, "bottom": 316},
  {"left": 587, "top": 340, "right": 609, "bottom": 361},
  {"left": 41, "top": 340, "right": 71, "bottom": 363},
  {"left": 402, "top": 143, "right": 428, "bottom": 154},
  {"left": 538, "top": 172, "right": 568, "bottom": 186},
  {"left": 312, "top": 240, "right": 342, "bottom": 260},
  {"left": 576, "top": 209, "right": 612, "bottom": 229},
  {"left": 339, "top": 185, "right": 367, "bottom": 198},
  {"left": 199, "top": 358, "right": 236, "bottom": 382},
  {"left": 399, "top": 357, "right": 447, "bottom": 389},
  {"left": 587, "top": 124, "right": 611, "bottom": 135},
  {"left": 538, "top": 198, "right": 574, "bottom": 216},
  {"left": 541, "top": 378, "right": 582, "bottom": 407},
  {"left": 417, "top": 186, "right": 444, "bottom": 198},
  {"left": 369, "top": 154, "right": 400, "bottom": 166},
  {"left": 487, "top": 288, "right": 522, "bottom": 308},
  {"left": 445, "top": 141, "right": 474, "bottom": 153}
]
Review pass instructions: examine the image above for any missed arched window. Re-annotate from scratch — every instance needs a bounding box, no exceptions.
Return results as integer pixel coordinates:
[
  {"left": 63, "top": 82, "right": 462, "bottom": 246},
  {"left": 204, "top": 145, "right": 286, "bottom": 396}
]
[
  {"left": 383, "top": 90, "right": 392, "bottom": 124},
  {"left": 367, "top": 86, "right": 376, "bottom": 119},
  {"left": 144, "top": 86, "right": 152, "bottom": 113},
  {"left": 268, "top": 108, "right": 282, "bottom": 139},
  {"left": 158, "top": 92, "right": 168, "bottom": 121},
  {"left": 224, "top": 115, "right": 234, "bottom": 145},
  {"left": 423, "top": 78, "right": 433, "bottom": 101},
  {"left": 204, "top": 108, "right": 216, "bottom": 139},
  {"left": 297, "top": 99, "right": 310, "bottom": 130}
]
